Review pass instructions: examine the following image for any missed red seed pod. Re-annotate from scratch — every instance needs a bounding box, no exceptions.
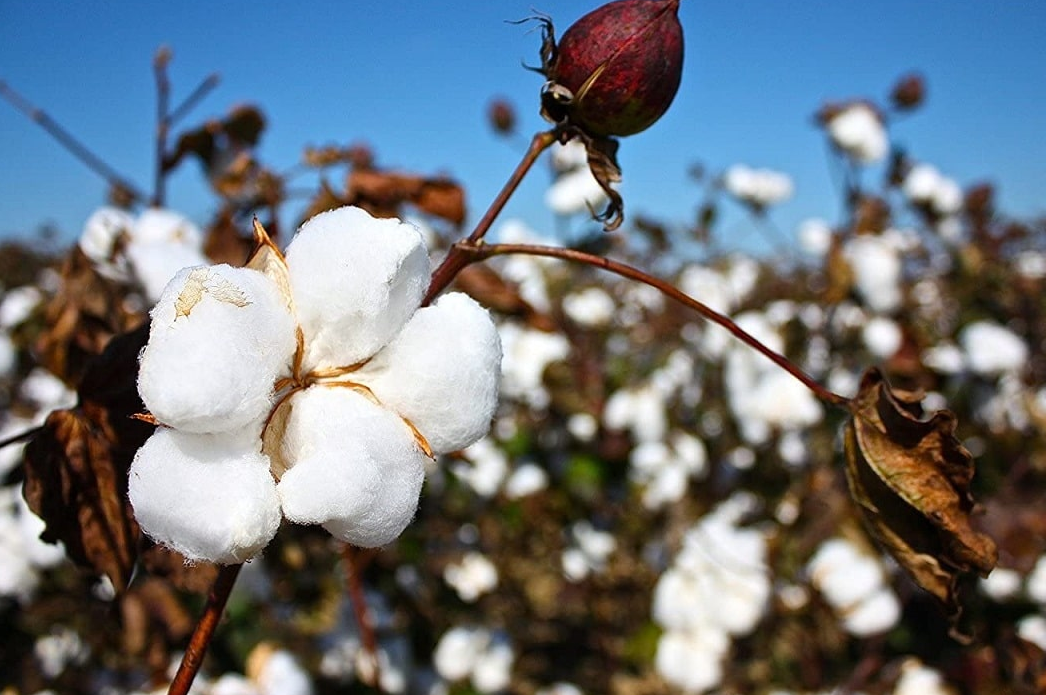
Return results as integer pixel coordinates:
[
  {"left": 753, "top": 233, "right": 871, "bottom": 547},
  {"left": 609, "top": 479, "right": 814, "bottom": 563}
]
[{"left": 544, "top": 0, "right": 684, "bottom": 138}]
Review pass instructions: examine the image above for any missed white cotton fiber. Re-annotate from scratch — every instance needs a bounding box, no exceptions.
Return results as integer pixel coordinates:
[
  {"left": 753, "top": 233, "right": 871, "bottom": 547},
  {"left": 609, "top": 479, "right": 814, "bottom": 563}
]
[
  {"left": 138, "top": 265, "right": 296, "bottom": 434},
  {"left": 355, "top": 292, "right": 501, "bottom": 454},
  {"left": 126, "top": 240, "right": 211, "bottom": 303},
  {"left": 79, "top": 206, "right": 135, "bottom": 282},
  {"left": 132, "top": 208, "right": 204, "bottom": 247},
  {"left": 276, "top": 387, "right": 426, "bottom": 547},
  {"left": 285, "top": 206, "right": 430, "bottom": 370},
  {"left": 128, "top": 428, "right": 282, "bottom": 564}
]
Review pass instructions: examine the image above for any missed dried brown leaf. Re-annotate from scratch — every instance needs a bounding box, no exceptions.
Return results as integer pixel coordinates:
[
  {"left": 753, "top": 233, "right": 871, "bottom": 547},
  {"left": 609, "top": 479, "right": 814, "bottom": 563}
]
[
  {"left": 22, "top": 325, "right": 154, "bottom": 592},
  {"left": 844, "top": 367, "right": 997, "bottom": 636},
  {"left": 347, "top": 169, "right": 466, "bottom": 226}
]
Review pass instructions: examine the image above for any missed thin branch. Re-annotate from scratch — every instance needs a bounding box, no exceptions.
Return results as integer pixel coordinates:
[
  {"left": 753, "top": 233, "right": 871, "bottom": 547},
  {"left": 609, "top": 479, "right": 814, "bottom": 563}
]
[
  {"left": 423, "top": 128, "right": 558, "bottom": 305},
  {"left": 457, "top": 241, "right": 850, "bottom": 408},
  {"left": 153, "top": 47, "right": 172, "bottom": 207},
  {"left": 167, "top": 563, "right": 242, "bottom": 695},
  {"left": 0, "top": 425, "right": 43, "bottom": 450},
  {"left": 168, "top": 73, "right": 220, "bottom": 126},
  {"left": 341, "top": 545, "right": 383, "bottom": 689},
  {"left": 0, "top": 80, "right": 147, "bottom": 203}
]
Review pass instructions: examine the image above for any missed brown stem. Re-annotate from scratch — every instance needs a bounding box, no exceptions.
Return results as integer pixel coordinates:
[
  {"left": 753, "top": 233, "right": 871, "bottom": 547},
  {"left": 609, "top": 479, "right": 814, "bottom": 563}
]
[
  {"left": 457, "top": 241, "right": 850, "bottom": 408},
  {"left": 0, "top": 80, "right": 147, "bottom": 203},
  {"left": 341, "top": 545, "right": 382, "bottom": 689},
  {"left": 423, "top": 129, "right": 557, "bottom": 305},
  {"left": 167, "top": 563, "right": 242, "bottom": 695},
  {"left": 169, "top": 73, "right": 220, "bottom": 125},
  {"left": 153, "top": 47, "right": 172, "bottom": 207}
]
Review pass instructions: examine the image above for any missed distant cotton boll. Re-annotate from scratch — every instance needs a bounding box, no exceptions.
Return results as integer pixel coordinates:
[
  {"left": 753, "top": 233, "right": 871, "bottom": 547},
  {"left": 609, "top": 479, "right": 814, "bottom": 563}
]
[
  {"left": 893, "top": 659, "right": 955, "bottom": 695},
  {"left": 562, "top": 548, "right": 591, "bottom": 582},
  {"left": 654, "top": 629, "right": 728, "bottom": 694},
  {"left": 798, "top": 218, "right": 833, "bottom": 256},
  {"left": 0, "top": 285, "right": 43, "bottom": 329},
  {"left": 536, "top": 683, "right": 584, "bottom": 695},
  {"left": 723, "top": 164, "right": 794, "bottom": 207},
  {"left": 1016, "top": 251, "right": 1046, "bottom": 280},
  {"left": 498, "top": 323, "right": 570, "bottom": 408},
  {"left": 678, "top": 265, "right": 734, "bottom": 315},
  {"left": 807, "top": 537, "right": 899, "bottom": 636},
  {"left": 862, "top": 316, "right": 903, "bottom": 359},
  {"left": 286, "top": 207, "right": 430, "bottom": 370},
  {"left": 902, "top": 163, "right": 942, "bottom": 203},
  {"left": 1024, "top": 554, "right": 1046, "bottom": 603},
  {"left": 550, "top": 140, "right": 589, "bottom": 173},
  {"left": 128, "top": 428, "right": 281, "bottom": 564},
  {"left": 34, "top": 627, "right": 89, "bottom": 679},
  {"left": 20, "top": 368, "right": 76, "bottom": 412},
  {"left": 210, "top": 674, "right": 258, "bottom": 695},
  {"left": 1018, "top": 615, "right": 1046, "bottom": 651},
  {"left": 563, "top": 521, "right": 616, "bottom": 581},
  {"left": 842, "top": 586, "right": 901, "bottom": 636},
  {"left": 471, "top": 639, "right": 514, "bottom": 693},
  {"left": 16, "top": 496, "right": 65, "bottom": 568},
  {"left": 922, "top": 343, "right": 965, "bottom": 375},
  {"left": 959, "top": 321, "right": 1028, "bottom": 376},
  {"left": 545, "top": 167, "right": 609, "bottom": 216},
  {"left": 777, "top": 431, "right": 808, "bottom": 467},
  {"left": 355, "top": 292, "right": 502, "bottom": 455},
  {"left": 826, "top": 103, "right": 888, "bottom": 164},
  {"left": 433, "top": 627, "right": 485, "bottom": 682},
  {"left": 138, "top": 265, "right": 296, "bottom": 434},
  {"left": 455, "top": 438, "right": 509, "bottom": 497},
  {"left": 843, "top": 235, "right": 902, "bottom": 313},
  {"left": 603, "top": 385, "right": 668, "bottom": 443},
  {"left": 980, "top": 567, "right": 1022, "bottom": 601},
  {"left": 444, "top": 552, "right": 499, "bottom": 602},
  {"left": 253, "top": 650, "right": 314, "bottom": 695},
  {"left": 126, "top": 239, "right": 210, "bottom": 303},
  {"left": 80, "top": 206, "right": 135, "bottom": 281},
  {"left": 504, "top": 463, "right": 548, "bottom": 498},
  {"left": 133, "top": 208, "right": 204, "bottom": 247},
  {"left": 277, "top": 388, "right": 427, "bottom": 548},
  {"left": 562, "top": 287, "right": 616, "bottom": 327},
  {"left": 566, "top": 412, "right": 599, "bottom": 442}
]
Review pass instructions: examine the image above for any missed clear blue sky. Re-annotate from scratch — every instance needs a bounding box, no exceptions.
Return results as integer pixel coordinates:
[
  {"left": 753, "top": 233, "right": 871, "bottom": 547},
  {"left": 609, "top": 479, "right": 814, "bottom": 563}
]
[{"left": 1, "top": 2, "right": 1044, "bottom": 252}]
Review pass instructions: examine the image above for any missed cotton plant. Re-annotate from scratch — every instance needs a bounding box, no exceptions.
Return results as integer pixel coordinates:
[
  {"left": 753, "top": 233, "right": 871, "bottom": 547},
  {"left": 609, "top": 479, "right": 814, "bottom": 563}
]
[{"left": 129, "top": 205, "right": 502, "bottom": 564}]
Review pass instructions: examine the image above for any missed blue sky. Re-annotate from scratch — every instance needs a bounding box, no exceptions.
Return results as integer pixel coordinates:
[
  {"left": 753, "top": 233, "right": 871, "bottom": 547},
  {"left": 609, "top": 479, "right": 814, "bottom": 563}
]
[{"left": 1, "top": 1, "right": 1044, "bottom": 253}]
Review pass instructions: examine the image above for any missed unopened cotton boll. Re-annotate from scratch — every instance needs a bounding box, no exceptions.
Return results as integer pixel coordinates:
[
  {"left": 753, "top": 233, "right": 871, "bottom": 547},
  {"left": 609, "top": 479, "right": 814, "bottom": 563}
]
[
  {"left": 128, "top": 428, "right": 281, "bottom": 564},
  {"left": 277, "top": 388, "right": 426, "bottom": 548},
  {"left": 138, "top": 265, "right": 296, "bottom": 434},
  {"left": 355, "top": 292, "right": 501, "bottom": 455},
  {"left": 286, "top": 206, "right": 430, "bottom": 370}
]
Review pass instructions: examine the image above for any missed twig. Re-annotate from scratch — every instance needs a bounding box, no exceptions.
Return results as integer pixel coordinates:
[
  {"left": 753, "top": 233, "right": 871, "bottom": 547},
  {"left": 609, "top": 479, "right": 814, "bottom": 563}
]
[
  {"left": 153, "top": 47, "right": 172, "bottom": 207},
  {"left": 456, "top": 241, "right": 850, "bottom": 408},
  {"left": 341, "top": 545, "right": 383, "bottom": 689},
  {"left": 423, "top": 128, "right": 558, "bottom": 305},
  {"left": 167, "top": 563, "right": 242, "bottom": 695},
  {"left": 168, "top": 73, "right": 220, "bottom": 126},
  {"left": 0, "top": 80, "right": 147, "bottom": 203}
]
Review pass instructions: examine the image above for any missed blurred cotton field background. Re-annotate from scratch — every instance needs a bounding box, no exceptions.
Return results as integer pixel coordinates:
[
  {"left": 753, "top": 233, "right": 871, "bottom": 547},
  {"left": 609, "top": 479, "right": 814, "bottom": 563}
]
[{"left": 2, "top": 19, "right": 1046, "bottom": 695}]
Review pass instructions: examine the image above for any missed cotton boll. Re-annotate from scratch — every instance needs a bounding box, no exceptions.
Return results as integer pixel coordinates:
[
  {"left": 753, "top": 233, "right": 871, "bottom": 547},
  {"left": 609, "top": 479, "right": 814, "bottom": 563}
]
[
  {"left": 536, "top": 683, "right": 583, "bottom": 695},
  {"left": 0, "top": 285, "right": 42, "bottom": 329},
  {"left": 126, "top": 241, "right": 210, "bottom": 303},
  {"left": 1018, "top": 615, "right": 1046, "bottom": 651},
  {"left": 808, "top": 538, "right": 883, "bottom": 609},
  {"left": 254, "top": 650, "right": 313, "bottom": 695},
  {"left": 893, "top": 659, "right": 955, "bottom": 695},
  {"left": 355, "top": 292, "right": 501, "bottom": 455},
  {"left": 128, "top": 428, "right": 281, "bottom": 564},
  {"left": 471, "top": 639, "right": 513, "bottom": 693},
  {"left": 862, "top": 316, "right": 903, "bottom": 359},
  {"left": 798, "top": 218, "right": 833, "bottom": 256},
  {"left": 286, "top": 206, "right": 430, "bottom": 370},
  {"left": 0, "top": 332, "right": 16, "bottom": 377},
  {"left": 843, "top": 235, "right": 902, "bottom": 313},
  {"left": 504, "top": 463, "right": 548, "bottom": 498},
  {"left": 433, "top": 627, "right": 485, "bottom": 681},
  {"left": 133, "top": 208, "right": 204, "bottom": 247},
  {"left": 277, "top": 388, "right": 426, "bottom": 548},
  {"left": 723, "top": 164, "right": 794, "bottom": 208},
  {"left": 80, "top": 207, "right": 135, "bottom": 281},
  {"left": 1025, "top": 554, "right": 1046, "bottom": 603},
  {"left": 550, "top": 140, "right": 589, "bottom": 172},
  {"left": 654, "top": 629, "right": 728, "bottom": 694},
  {"left": 498, "top": 323, "right": 570, "bottom": 408},
  {"left": 454, "top": 438, "right": 509, "bottom": 497},
  {"left": 562, "top": 287, "right": 616, "bottom": 328},
  {"left": 139, "top": 265, "right": 296, "bottom": 434},
  {"left": 19, "top": 368, "right": 76, "bottom": 412},
  {"left": 979, "top": 567, "right": 1022, "bottom": 601},
  {"left": 959, "top": 321, "right": 1028, "bottom": 376},
  {"left": 545, "top": 167, "right": 609, "bottom": 216},
  {"left": 826, "top": 104, "right": 888, "bottom": 164},
  {"left": 444, "top": 552, "right": 498, "bottom": 602},
  {"left": 842, "top": 586, "right": 900, "bottom": 636},
  {"left": 211, "top": 674, "right": 261, "bottom": 695}
]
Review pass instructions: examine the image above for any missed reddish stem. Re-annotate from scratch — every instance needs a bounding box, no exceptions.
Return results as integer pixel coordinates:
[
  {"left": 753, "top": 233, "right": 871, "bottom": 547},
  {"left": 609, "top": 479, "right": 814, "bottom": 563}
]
[
  {"left": 457, "top": 241, "right": 849, "bottom": 408},
  {"left": 167, "top": 563, "right": 242, "bottom": 695},
  {"left": 341, "top": 545, "right": 382, "bottom": 688},
  {"left": 423, "top": 129, "right": 557, "bottom": 305}
]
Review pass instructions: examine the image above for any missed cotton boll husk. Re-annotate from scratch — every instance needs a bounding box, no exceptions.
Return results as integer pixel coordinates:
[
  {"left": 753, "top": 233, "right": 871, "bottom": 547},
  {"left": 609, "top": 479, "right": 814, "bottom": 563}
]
[
  {"left": 128, "top": 427, "right": 281, "bottom": 564},
  {"left": 277, "top": 388, "right": 426, "bottom": 548},
  {"left": 139, "top": 265, "right": 295, "bottom": 434},
  {"left": 654, "top": 629, "right": 727, "bottom": 694},
  {"left": 355, "top": 292, "right": 501, "bottom": 455},
  {"left": 286, "top": 206, "right": 430, "bottom": 370}
]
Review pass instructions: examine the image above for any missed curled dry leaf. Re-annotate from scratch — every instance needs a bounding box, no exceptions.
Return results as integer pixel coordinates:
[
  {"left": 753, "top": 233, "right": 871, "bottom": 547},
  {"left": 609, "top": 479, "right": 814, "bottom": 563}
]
[
  {"left": 843, "top": 367, "right": 997, "bottom": 637},
  {"left": 346, "top": 168, "right": 466, "bottom": 227},
  {"left": 23, "top": 324, "right": 154, "bottom": 592}
]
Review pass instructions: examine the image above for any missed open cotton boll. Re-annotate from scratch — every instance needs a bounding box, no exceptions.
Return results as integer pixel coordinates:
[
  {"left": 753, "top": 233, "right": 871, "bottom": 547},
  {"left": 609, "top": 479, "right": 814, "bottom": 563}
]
[
  {"left": 286, "top": 206, "right": 430, "bottom": 370},
  {"left": 276, "top": 388, "right": 426, "bottom": 548},
  {"left": 128, "top": 428, "right": 282, "bottom": 564},
  {"left": 126, "top": 241, "right": 211, "bottom": 303},
  {"left": 132, "top": 208, "right": 204, "bottom": 247},
  {"left": 654, "top": 628, "right": 728, "bottom": 694},
  {"left": 355, "top": 292, "right": 501, "bottom": 455},
  {"left": 826, "top": 103, "right": 888, "bottom": 164},
  {"left": 80, "top": 207, "right": 135, "bottom": 282},
  {"left": 139, "top": 265, "right": 295, "bottom": 434},
  {"left": 545, "top": 167, "right": 608, "bottom": 216}
]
